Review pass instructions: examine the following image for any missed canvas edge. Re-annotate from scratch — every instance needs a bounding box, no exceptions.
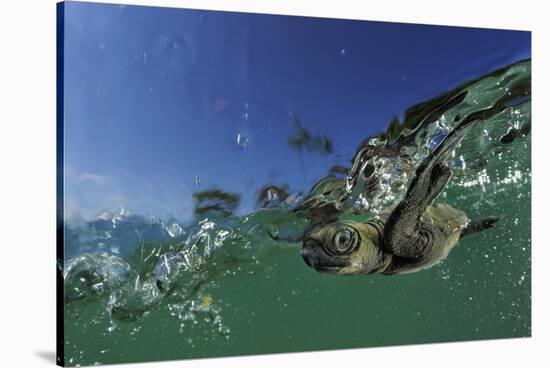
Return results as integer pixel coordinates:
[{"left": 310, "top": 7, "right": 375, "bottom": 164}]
[{"left": 56, "top": 1, "right": 66, "bottom": 367}]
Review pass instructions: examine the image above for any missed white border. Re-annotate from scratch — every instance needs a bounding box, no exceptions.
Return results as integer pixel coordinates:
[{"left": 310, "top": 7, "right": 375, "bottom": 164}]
[{"left": 0, "top": 1, "right": 547, "bottom": 367}]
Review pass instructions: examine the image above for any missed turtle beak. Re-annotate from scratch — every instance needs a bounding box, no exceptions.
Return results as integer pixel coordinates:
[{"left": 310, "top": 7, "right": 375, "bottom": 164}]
[{"left": 301, "top": 238, "right": 321, "bottom": 267}]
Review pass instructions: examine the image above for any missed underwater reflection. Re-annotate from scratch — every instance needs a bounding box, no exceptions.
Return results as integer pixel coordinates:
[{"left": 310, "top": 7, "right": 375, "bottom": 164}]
[
  {"left": 287, "top": 116, "right": 334, "bottom": 155},
  {"left": 193, "top": 189, "right": 241, "bottom": 218}
]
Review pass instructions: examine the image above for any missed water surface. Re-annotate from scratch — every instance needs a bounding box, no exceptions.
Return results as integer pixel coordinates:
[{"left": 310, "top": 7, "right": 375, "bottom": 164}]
[{"left": 62, "top": 58, "right": 531, "bottom": 366}]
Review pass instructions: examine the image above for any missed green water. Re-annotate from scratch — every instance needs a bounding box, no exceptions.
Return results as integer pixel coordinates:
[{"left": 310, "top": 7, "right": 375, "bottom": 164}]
[{"left": 62, "top": 60, "right": 531, "bottom": 366}]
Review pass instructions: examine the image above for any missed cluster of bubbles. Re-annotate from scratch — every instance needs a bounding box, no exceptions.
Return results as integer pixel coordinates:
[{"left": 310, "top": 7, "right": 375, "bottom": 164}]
[{"left": 63, "top": 205, "right": 306, "bottom": 332}]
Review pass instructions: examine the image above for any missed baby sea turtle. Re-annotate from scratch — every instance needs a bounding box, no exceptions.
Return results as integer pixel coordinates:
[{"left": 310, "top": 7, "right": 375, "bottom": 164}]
[{"left": 301, "top": 110, "right": 500, "bottom": 275}]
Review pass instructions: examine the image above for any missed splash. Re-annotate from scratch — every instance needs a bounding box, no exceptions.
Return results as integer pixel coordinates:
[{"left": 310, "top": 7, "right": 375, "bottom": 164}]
[{"left": 296, "top": 59, "right": 530, "bottom": 220}]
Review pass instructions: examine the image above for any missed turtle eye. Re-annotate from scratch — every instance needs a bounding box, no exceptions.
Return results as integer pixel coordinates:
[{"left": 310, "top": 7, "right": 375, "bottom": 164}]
[{"left": 328, "top": 228, "right": 358, "bottom": 256}]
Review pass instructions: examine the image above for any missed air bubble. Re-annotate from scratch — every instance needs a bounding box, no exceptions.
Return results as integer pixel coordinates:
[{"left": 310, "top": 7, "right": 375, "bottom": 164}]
[{"left": 237, "top": 133, "right": 249, "bottom": 149}]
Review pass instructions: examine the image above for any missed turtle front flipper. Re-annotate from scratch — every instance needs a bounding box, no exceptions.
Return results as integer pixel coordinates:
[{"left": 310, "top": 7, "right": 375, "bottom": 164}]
[
  {"left": 382, "top": 162, "right": 452, "bottom": 258},
  {"left": 382, "top": 109, "right": 491, "bottom": 259}
]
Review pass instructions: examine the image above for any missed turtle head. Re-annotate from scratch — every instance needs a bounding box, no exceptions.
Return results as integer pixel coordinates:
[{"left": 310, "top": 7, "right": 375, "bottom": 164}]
[{"left": 301, "top": 220, "right": 387, "bottom": 275}]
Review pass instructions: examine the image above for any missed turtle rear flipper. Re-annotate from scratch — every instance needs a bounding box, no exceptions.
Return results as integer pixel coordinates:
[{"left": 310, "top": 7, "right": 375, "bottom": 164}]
[{"left": 460, "top": 216, "right": 500, "bottom": 239}]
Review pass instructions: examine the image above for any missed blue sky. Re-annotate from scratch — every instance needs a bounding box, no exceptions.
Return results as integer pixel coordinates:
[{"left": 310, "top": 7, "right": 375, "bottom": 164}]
[{"left": 62, "top": 1, "right": 531, "bottom": 222}]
